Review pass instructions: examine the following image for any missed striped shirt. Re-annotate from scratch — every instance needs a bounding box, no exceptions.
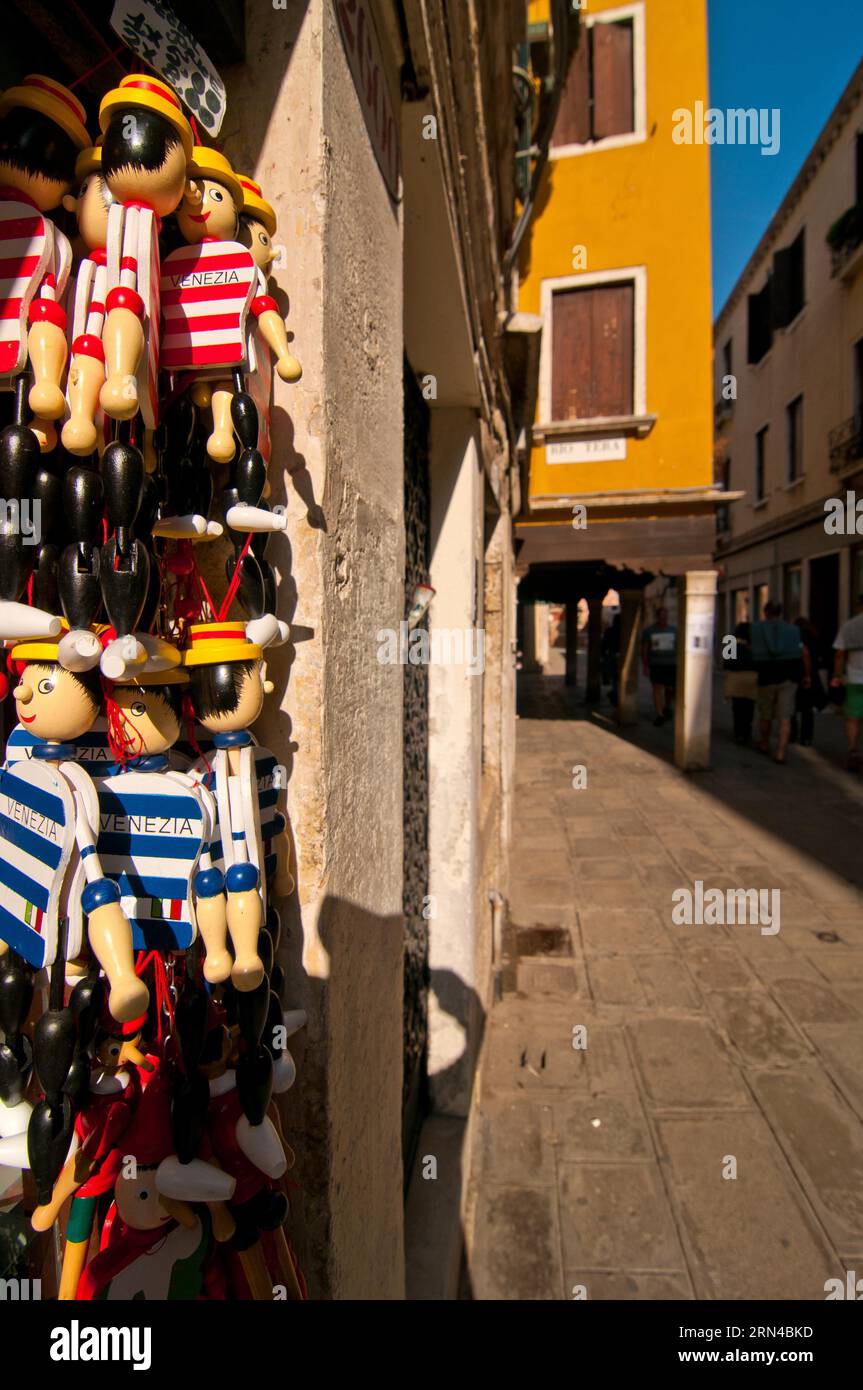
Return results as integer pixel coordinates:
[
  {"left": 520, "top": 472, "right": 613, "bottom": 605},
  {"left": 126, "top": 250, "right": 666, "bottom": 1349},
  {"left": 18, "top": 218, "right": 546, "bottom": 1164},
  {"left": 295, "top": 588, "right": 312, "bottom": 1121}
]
[
  {"left": 0, "top": 758, "right": 76, "bottom": 967},
  {"left": 92, "top": 770, "right": 211, "bottom": 951},
  {"left": 0, "top": 195, "right": 52, "bottom": 378},
  {"left": 159, "top": 239, "right": 257, "bottom": 373},
  {"left": 188, "top": 738, "right": 285, "bottom": 895}
]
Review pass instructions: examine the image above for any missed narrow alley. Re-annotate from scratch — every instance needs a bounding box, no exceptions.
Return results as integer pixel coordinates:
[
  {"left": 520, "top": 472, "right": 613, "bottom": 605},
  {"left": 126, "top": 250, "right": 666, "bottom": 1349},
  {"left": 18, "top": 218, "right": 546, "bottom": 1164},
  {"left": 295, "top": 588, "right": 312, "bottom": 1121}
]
[{"left": 466, "top": 672, "right": 863, "bottom": 1300}]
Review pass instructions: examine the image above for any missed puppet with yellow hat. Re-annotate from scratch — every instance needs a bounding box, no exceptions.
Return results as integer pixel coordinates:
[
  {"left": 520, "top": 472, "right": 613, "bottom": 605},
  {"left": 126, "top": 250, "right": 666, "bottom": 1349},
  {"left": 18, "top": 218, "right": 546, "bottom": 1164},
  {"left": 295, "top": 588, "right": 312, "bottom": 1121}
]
[
  {"left": 0, "top": 75, "right": 89, "bottom": 428},
  {"left": 1, "top": 629, "right": 148, "bottom": 1024},
  {"left": 97, "top": 73, "right": 194, "bottom": 424}
]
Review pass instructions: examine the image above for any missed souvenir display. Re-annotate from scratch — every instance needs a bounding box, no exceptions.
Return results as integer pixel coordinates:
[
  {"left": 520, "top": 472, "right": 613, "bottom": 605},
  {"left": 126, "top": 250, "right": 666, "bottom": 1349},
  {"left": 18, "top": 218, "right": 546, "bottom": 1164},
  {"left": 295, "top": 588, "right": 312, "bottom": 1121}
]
[{"left": 0, "top": 44, "right": 304, "bottom": 1302}]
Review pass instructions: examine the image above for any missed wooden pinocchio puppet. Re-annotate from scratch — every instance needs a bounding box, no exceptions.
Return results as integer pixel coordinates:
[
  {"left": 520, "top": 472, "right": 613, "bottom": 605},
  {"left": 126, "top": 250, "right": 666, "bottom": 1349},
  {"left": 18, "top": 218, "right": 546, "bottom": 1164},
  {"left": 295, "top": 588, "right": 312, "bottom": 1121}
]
[
  {"left": 0, "top": 631, "right": 148, "bottom": 1023},
  {"left": 160, "top": 149, "right": 299, "bottom": 564},
  {"left": 94, "top": 652, "right": 219, "bottom": 954},
  {"left": 31, "top": 1005, "right": 152, "bottom": 1299},
  {"left": 0, "top": 74, "right": 88, "bottom": 423},
  {"left": 73, "top": 1064, "right": 236, "bottom": 1301},
  {"left": 61, "top": 144, "right": 113, "bottom": 456},
  {"left": 184, "top": 621, "right": 270, "bottom": 990},
  {"left": 236, "top": 173, "right": 301, "bottom": 481},
  {"left": 97, "top": 73, "right": 193, "bottom": 426},
  {"left": 200, "top": 1018, "right": 302, "bottom": 1300}
]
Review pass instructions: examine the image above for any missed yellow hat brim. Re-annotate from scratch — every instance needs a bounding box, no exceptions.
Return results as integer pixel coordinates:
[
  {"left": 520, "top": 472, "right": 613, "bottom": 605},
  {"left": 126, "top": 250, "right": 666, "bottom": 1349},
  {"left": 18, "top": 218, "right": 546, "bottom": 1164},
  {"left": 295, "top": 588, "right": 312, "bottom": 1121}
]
[
  {"left": 74, "top": 146, "right": 102, "bottom": 181},
  {"left": 238, "top": 181, "right": 276, "bottom": 235},
  {"left": 114, "top": 666, "right": 189, "bottom": 687},
  {"left": 188, "top": 152, "right": 244, "bottom": 210},
  {"left": 99, "top": 86, "right": 194, "bottom": 159},
  {"left": 0, "top": 84, "right": 89, "bottom": 152},
  {"left": 10, "top": 640, "right": 61, "bottom": 662},
  {"left": 184, "top": 641, "right": 263, "bottom": 666}
]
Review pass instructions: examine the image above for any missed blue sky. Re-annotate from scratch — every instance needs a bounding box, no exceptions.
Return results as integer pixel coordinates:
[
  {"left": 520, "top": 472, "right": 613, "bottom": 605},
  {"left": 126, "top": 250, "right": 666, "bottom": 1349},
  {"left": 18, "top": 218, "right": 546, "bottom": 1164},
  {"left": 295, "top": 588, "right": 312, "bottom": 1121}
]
[{"left": 709, "top": 0, "right": 863, "bottom": 317}]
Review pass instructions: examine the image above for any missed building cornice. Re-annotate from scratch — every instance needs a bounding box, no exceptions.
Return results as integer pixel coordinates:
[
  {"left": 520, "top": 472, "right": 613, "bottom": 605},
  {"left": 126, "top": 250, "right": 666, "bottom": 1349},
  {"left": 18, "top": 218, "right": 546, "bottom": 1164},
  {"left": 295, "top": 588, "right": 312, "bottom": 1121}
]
[{"left": 714, "top": 57, "right": 863, "bottom": 335}]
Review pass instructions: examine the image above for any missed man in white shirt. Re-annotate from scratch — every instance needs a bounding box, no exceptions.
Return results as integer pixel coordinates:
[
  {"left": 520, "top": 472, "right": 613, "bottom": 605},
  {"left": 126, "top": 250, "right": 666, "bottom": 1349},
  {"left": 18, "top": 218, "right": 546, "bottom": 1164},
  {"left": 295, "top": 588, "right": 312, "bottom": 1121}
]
[{"left": 832, "top": 594, "right": 863, "bottom": 771}]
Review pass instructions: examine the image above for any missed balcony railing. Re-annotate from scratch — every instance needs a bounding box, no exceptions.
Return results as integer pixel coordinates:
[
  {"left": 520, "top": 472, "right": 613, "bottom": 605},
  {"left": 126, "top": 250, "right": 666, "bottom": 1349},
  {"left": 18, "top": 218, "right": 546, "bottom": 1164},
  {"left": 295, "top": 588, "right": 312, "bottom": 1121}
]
[
  {"left": 827, "top": 203, "right": 863, "bottom": 280},
  {"left": 829, "top": 410, "right": 863, "bottom": 472}
]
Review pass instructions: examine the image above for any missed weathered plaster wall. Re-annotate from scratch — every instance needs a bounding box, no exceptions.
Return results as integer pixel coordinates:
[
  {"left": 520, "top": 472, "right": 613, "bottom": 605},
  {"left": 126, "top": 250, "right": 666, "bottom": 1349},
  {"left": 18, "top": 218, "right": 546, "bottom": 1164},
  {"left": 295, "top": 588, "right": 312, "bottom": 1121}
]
[
  {"left": 427, "top": 408, "right": 484, "bottom": 1116},
  {"left": 224, "top": 0, "right": 405, "bottom": 1298}
]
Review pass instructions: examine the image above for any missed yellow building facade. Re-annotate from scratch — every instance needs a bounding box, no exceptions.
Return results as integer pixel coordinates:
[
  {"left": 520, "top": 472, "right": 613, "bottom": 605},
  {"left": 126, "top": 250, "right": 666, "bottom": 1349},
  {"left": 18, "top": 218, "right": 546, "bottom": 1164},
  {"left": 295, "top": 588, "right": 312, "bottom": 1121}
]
[{"left": 515, "top": 0, "right": 725, "bottom": 764}]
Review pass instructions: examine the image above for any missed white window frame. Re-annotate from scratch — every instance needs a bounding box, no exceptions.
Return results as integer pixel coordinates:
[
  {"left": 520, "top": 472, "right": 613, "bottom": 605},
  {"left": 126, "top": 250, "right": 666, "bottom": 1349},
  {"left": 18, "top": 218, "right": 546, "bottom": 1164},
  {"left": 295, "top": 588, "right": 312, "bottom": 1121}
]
[
  {"left": 538, "top": 265, "right": 647, "bottom": 425},
  {"left": 550, "top": 2, "right": 647, "bottom": 160}
]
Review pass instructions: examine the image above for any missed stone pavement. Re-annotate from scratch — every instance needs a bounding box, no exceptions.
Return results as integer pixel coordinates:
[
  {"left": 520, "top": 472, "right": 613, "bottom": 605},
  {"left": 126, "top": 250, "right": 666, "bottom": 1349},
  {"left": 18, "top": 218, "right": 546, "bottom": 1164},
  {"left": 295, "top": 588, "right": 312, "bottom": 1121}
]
[{"left": 464, "top": 670, "right": 863, "bottom": 1300}]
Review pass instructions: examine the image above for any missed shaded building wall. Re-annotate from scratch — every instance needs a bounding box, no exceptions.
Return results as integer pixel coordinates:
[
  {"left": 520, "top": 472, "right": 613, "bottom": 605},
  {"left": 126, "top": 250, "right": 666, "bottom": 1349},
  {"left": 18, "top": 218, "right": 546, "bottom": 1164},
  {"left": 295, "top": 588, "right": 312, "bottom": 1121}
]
[{"left": 224, "top": 0, "right": 406, "bottom": 1298}]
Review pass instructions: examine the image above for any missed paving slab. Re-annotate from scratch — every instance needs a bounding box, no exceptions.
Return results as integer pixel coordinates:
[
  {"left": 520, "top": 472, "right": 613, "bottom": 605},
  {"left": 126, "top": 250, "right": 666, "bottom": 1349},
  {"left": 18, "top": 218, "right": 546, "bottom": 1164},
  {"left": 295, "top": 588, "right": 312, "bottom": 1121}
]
[
  {"left": 627, "top": 1017, "right": 750, "bottom": 1110},
  {"left": 550, "top": 1095, "right": 653, "bottom": 1162},
  {"left": 471, "top": 1185, "right": 563, "bottom": 1300},
  {"left": 557, "top": 1163, "right": 684, "bottom": 1270},
  {"left": 565, "top": 1270, "right": 694, "bottom": 1300},
  {"left": 749, "top": 1068, "right": 863, "bottom": 1254},
  {"left": 656, "top": 1113, "right": 838, "bottom": 1299},
  {"left": 703, "top": 990, "right": 810, "bottom": 1068}
]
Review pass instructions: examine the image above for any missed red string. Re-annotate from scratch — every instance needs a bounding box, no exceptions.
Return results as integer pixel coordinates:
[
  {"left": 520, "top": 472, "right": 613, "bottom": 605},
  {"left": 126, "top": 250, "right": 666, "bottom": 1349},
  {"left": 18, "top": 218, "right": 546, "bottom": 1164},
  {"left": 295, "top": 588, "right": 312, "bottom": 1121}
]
[
  {"left": 69, "top": 45, "right": 127, "bottom": 90},
  {"left": 135, "top": 950, "right": 175, "bottom": 1044},
  {"left": 181, "top": 693, "right": 211, "bottom": 777},
  {"left": 103, "top": 681, "right": 145, "bottom": 767},
  {"left": 217, "top": 533, "right": 253, "bottom": 622}
]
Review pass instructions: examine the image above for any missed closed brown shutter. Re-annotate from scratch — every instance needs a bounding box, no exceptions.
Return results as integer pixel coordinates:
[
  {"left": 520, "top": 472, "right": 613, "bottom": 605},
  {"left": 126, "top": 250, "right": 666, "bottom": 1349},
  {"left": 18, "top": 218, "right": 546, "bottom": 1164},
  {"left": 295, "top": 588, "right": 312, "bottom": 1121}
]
[
  {"left": 551, "top": 30, "right": 590, "bottom": 147},
  {"left": 551, "top": 283, "right": 634, "bottom": 421},
  {"left": 592, "top": 20, "right": 634, "bottom": 139}
]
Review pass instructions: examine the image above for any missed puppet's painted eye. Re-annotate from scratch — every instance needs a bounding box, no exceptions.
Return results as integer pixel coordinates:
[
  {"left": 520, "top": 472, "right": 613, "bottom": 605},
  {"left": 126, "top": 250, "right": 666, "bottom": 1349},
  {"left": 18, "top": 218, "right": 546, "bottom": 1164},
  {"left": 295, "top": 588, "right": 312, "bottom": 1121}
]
[
  {"left": 130, "top": 701, "right": 146, "bottom": 717},
  {"left": 37, "top": 679, "right": 54, "bottom": 694},
  {"left": 109, "top": 1045, "right": 120, "bottom": 1058},
  {"left": 210, "top": 188, "right": 224, "bottom": 203},
  {"left": 259, "top": 232, "right": 269, "bottom": 246}
]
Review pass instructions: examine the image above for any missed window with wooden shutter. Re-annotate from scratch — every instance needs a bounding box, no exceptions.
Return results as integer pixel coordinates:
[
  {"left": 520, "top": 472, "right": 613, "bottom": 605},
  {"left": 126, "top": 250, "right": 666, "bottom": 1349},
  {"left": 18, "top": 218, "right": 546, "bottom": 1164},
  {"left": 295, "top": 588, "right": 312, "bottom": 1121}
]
[
  {"left": 551, "top": 282, "right": 635, "bottom": 421},
  {"left": 552, "top": 28, "right": 590, "bottom": 147},
  {"left": 747, "top": 279, "right": 773, "bottom": 364},
  {"left": 592, "top": 20, "right": 634, "bottom": 139},
  {"left": 552, "top": 17, "right": 636, "bottom": 149},
  {"left": 772, "top": 229, "right": 805, "bottom": 328}
]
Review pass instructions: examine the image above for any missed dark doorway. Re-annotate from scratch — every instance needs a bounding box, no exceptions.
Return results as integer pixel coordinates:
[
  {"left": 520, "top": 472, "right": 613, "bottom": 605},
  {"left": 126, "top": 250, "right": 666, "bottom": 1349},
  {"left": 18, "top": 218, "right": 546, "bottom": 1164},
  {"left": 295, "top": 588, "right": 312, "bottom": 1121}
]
[{"left": 809, "top": 552, "right": 840, "bottom": 668}]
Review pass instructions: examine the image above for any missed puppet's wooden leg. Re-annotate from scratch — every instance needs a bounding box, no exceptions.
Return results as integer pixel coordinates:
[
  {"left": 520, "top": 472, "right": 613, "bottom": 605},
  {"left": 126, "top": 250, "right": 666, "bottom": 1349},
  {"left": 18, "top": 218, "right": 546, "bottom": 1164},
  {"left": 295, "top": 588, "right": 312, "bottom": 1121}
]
[
  {"left": 58, "top": 1194, "right": 96, "bottom": 1299},
  {"left": 207, "top": 383, "right": 236, "bottom": 463},
  {"left": 62, "top": 352, "right": 104, "bottom": 455},
  {"left": 227, "top": 887, "right": 264, "bottom": 991},
  {"left": 27, "top": 319, "right": 68, "bottom": 419},
  {"left": 196, "top": 892, "right": 233, "bottom": 984},
  {"left": 86, "top": 900, "right": 149, "bottom": 1022},
  {"left": 100, "top": 306, "right": 143, "bottom": 420},
  {"left": 238, "top": 1242, "right": 274, "bottom": 1300},
  {"left": 272, "top": 1227, "right": 304, "bottom": 1300}
]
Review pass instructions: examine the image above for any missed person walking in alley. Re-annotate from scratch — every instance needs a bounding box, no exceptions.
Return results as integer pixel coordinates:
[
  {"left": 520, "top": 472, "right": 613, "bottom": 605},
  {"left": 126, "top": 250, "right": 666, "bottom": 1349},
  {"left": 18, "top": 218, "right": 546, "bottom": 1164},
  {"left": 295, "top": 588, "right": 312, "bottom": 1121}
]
[
  {"left": 831, "top": 594, "right": 863, "bottom": 772},
  {"left": 723, "top": 620, "right": 757, "bottom": 744},
  {"left": 791, "top": 616, "right": 826, "bottom": 747},
  {"left": 642, "top": 606, "right": 677, "bottom": 726},
  {"left": 751, "top": 600, "right": 810, "bottom": 764}
]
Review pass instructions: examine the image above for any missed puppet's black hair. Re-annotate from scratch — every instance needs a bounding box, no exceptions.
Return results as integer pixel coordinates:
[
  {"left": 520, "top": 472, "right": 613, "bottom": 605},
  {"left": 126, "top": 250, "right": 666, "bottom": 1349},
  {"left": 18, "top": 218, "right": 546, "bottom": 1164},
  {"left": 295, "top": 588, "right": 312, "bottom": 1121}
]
[
  {"left": 26, "top": 661, "right": 102, "bottom": 710},
  {"left": 188, "top": 659, "right": 256, "bottom": 720},
  {"left": 125, "top": 681, "right": 185, "bottom": 721},
  {"left": 0, "top": 106, "right": 78, "bottom": 187},
  {"left": 101, "top": 106, "right": 183, "bottom": 178}
]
